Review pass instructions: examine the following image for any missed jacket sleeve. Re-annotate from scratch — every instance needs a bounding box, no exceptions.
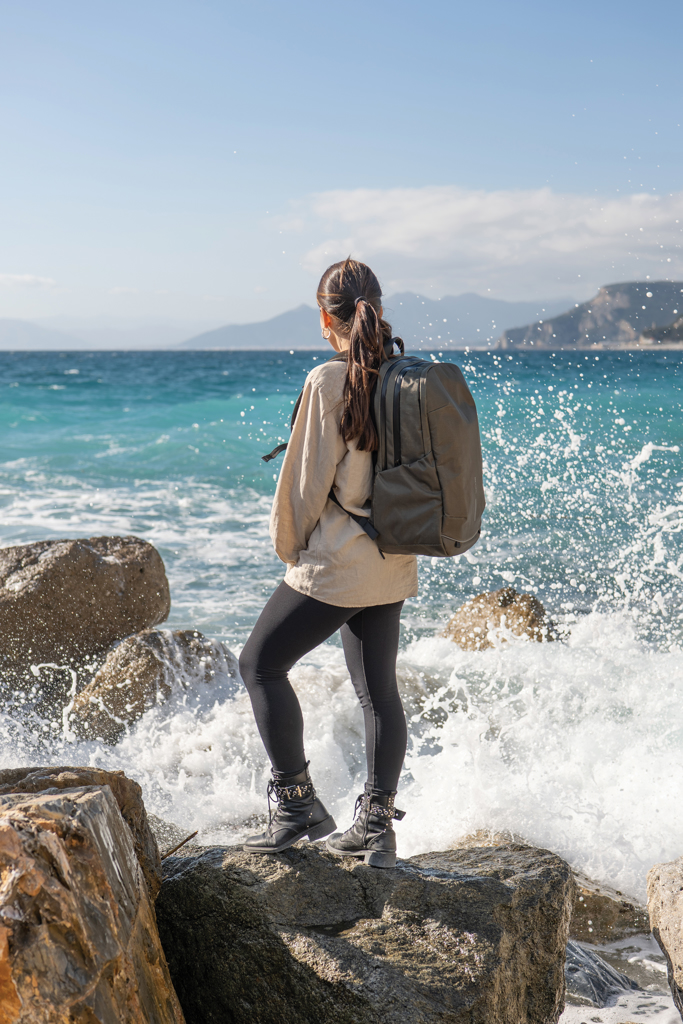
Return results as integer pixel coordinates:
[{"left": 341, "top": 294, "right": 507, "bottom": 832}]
[{"left": 269, "top": 376, "right": 347, "bottom": 565}]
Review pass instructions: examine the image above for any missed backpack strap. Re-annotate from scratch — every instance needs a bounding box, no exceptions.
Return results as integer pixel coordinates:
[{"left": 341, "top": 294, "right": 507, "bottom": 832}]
[
  {"left": 327, "top": 489, "right": 380, "bottom": 541},
  {"left": 261, "top": 352, "right": 347, "bottom": 462}
]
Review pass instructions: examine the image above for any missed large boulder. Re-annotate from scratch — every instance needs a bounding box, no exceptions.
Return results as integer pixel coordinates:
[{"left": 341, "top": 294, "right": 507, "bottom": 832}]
[
  {"left": 647, "top": 854, "right": 683, "bottom": 1014},
  {"left": 70, "top": 629, "right": 239, "bottom": 744},
  {"left": 443, "top": 586, "right": 556, "bottom": 650},
  {"left": 156, "top": 841, "right": 573, "bottom": 1024},
  {"left": 0, "top": 765, "right": 162, "bottom": 900},
  {"left": 0, "top": 536, "right": 171, "bottom": 683},
  {"left": 0, "top": 786, "right": 185, "bottom": 1024}
]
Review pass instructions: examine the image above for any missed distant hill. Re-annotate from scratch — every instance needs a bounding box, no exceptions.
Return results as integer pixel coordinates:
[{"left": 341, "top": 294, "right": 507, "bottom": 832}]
[
  {"left": 0, "top": 319, "right": 82, "bottom": 350},
  {"left": 0, "top": 291, "right": 577, "bottom": 352},
  {"left": 497, "top": 281, "right": 683, "bottom": 350},
  {"left": 180, "top": 305, "right": 320, "bottom": 350},
  {"left": 179, "top": 292, "right": 575, "bottom": 350}
]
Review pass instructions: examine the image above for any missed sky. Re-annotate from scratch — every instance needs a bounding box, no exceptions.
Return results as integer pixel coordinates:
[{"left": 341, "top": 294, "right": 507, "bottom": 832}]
[{"left": 1, "top": 0, "right": 682, "bottom": 327}]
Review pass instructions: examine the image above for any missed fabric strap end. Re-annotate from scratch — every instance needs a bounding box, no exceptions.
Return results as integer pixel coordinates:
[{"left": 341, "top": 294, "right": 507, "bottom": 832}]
[{"left": 262, "top": 443, "right": 289, "bottom": 463}]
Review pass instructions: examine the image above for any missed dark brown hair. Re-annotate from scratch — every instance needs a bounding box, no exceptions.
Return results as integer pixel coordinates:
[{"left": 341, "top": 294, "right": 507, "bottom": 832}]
[{"left": 317, "top": 258, "right": 397, "bottom": 451}]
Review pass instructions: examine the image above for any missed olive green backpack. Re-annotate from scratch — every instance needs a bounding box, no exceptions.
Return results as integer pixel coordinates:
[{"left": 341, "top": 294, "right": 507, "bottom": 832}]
[{"left": 263, "top": 340, "right": 485, "bottom": 558}]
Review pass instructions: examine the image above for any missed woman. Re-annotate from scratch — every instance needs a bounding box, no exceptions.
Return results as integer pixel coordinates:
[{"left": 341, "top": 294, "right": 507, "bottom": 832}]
[{"left": 239, "top": 258, "right": 417, "bottom": 868}]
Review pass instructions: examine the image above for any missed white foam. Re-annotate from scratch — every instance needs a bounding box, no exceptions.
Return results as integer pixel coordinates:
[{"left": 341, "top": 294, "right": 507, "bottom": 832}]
[
  {"left": 559, "top": 993, "right": 679, "bottom": 1024},
  {"left": 2, "top": 607, "right": 681, "bottom": 903}
]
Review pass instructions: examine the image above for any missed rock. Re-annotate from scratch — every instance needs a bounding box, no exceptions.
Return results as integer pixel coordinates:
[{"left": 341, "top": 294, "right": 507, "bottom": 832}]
[
  {"left": 156, "top": 841, "right": 573, "bottom": 1024},
  {"left": 0, "top": 535, "right": 171, "bottom": 688},
  {"left": 497, "top": 281, "right": 683, "bottom": 350},
  {"left": 447, "top": 831, "right": 648, "bottom": 943},
  {"left": 70, "top": 628, "right": 239, "bottom": 744},
  {"left": 0, "top": 785, "right": 185, "bottom": 1024},
  {"left": 564, "top": 939, "right": 640, "bottom": 1007},
  {"left": 0, "top": 765, "right": 162, "bottom": 900},
  {"left": 647, "top": 854, "right": 683, "bottom": 1015},
  {"left": 442, "top": 586, "right": 556, "bottom": 650},
  {"left": 148, "top": 814, "right": 194, "bottom": 857},
  {"left": 571, "top": 870, "right": 649, "bottom": 943}
]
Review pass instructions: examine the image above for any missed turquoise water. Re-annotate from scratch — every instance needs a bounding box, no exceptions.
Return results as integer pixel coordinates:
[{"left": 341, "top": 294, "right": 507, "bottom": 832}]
[
  {"left": 1, "top": 348, "right": 682, "bottom": 899},
  {"left": 2, "top": 349, "right": 680, "bottom": 644}
]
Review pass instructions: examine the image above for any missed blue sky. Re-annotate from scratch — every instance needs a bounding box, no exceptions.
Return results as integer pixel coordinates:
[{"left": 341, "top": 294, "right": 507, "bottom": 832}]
[{"left": 1, "top": 0, "right": 681, "bottom": 325}]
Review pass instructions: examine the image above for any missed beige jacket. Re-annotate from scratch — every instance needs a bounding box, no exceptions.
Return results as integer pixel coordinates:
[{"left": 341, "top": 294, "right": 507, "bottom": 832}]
[{"left": 270, "top": 359, "right": 418, "bottom": 607}]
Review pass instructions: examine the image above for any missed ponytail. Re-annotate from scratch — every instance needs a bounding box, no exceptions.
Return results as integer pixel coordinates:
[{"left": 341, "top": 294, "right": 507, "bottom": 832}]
[{"left": 316, "top": 258, "right": 398, "bottom": 451}]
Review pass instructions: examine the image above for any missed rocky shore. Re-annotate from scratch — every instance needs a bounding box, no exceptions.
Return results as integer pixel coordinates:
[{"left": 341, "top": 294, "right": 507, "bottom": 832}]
[
  {"left": 0, "top": 764, "right": 577, "bottom": 1023},
  {"left": 1, "top": 766, "right": 680, "bottom": 1022},
  {"left": 1, "top": 535, "right": 682, "bottom": 1020}
]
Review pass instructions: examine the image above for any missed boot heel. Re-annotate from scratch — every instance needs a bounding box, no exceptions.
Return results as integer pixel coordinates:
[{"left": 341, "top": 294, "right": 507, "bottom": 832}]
[
  {"left": 306, "top": 815, "right": 336, "bottom": 842},
  {"left": 364, "top": 849, "right": 396, "bottom": 868}
]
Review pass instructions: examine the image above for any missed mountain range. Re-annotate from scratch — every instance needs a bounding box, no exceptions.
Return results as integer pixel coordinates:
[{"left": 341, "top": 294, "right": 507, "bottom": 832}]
[
  {"left": 5, "top": 284, "right": 680, "bottom": 351},
  {"left": 497, "top": 281, "right": 683, "bottom": 349},
  {"left": 178, "top": 292, "right": 573, "bottom": 350},
  {"left": 0, "top": 292, "right": 574, "bottom": 351}
]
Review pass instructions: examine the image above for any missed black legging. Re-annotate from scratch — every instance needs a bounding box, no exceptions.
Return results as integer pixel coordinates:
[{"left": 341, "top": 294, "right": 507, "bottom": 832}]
[{"left": 239, "top": 582, "right": 407, "bottom": 793}]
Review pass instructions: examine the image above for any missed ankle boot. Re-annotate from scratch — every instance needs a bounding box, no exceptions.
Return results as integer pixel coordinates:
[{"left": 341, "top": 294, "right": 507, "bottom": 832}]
[
  {"left": 326, "top": 784, "right": 405, "bottom": 868},
  {"left": 243, "top": 763, "right": 336, "bottom": 854}
]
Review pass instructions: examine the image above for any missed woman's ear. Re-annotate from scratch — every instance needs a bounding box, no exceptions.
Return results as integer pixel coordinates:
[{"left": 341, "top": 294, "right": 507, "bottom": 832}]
[{"left": 320, "top": 308, "right": 333, "bottom": 329}]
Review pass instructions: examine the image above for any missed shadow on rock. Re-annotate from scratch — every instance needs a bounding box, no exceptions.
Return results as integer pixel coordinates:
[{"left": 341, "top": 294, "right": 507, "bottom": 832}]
[{"left": 156, "top": 841, "right": 573, "bottom": 1024}]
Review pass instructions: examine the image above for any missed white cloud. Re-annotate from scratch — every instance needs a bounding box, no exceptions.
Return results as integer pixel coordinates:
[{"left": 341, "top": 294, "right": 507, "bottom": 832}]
[
  {"left": 286, "top": 186, "right": 683, "bottom": 299},
  {"left": 0, "top": 273, "right": 56, "bottom": 289},
  {"left": 109, "top": 286, "right": 139, "bottom": 295}
]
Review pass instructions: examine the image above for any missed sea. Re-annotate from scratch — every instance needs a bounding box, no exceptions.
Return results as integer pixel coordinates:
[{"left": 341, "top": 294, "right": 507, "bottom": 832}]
[{"left": 1, "top": 347, "right": 682, "bottom": 1015}]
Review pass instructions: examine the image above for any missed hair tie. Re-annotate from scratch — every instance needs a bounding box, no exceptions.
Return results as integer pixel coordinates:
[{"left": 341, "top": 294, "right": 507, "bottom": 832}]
[{"left": 354, "top": 296, "right": 365, "bottom": 307}]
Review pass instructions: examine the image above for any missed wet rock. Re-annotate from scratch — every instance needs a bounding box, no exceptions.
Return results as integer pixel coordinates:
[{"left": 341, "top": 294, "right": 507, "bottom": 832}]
[
  {"left": 442, "top": 586, "right": 557, "bottom": 650},
  {"left": 564, "top": 939, "right": 640, "bottom": 1007},
  {"left": 0, "top": 785, "right": 185, "bottom": 1024},
  {"left": 70, "top": 628, "right": 239, "bottom": 744},
  {"left": 0, "top": 765, "right": 162, "bottom": 900},
  {"left": 149, "top": 814, "right": 193, "bottom": 856},
  {"left": 156, "top": 841, "right": 573, "bottom": 1024},
  {"left": 0, "top": 535, "right": 170, "bottom": 691},
  {"left": 647, "top": 854, "right": 683, "bottom": 1014},
  {"left": 447, "top": 830, "right": 648, "bottom": 945},
  {"left": 571, "top": 870, "right": 649, "bottom": 943}
]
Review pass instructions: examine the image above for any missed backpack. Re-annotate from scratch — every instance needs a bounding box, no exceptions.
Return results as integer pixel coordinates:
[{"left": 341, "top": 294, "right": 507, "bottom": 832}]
[{"left": 263, "top": 340, "right": 485, "bottom": 558}]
